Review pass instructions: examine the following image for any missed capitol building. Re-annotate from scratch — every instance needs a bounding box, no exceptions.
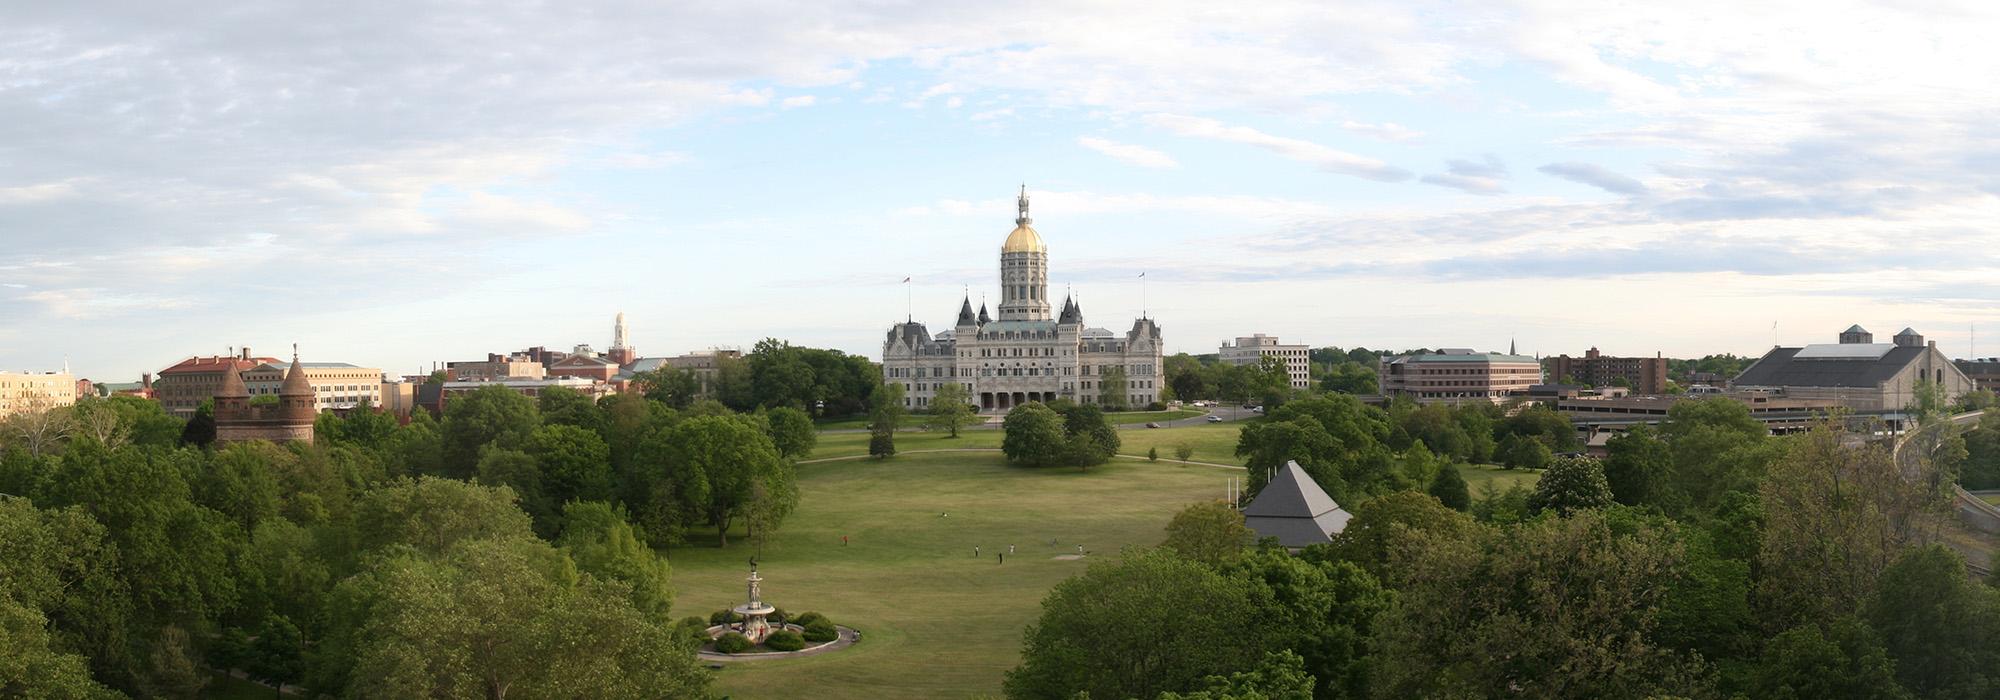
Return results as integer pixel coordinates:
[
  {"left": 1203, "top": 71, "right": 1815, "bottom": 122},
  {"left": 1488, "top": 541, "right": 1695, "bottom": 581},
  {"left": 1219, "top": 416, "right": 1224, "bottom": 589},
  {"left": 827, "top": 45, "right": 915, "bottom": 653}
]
[{"left": 883, "top": 188, "right": 1165, "bottom": 412}]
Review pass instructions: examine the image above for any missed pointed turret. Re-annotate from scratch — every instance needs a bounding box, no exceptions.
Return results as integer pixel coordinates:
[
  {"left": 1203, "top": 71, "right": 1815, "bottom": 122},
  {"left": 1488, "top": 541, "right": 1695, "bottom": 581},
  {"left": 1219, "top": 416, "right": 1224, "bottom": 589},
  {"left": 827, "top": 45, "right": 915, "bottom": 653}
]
[
  {"left": 957, "top": 296, "right": 977, "bottom": 327},
  {"left": 280, "top": 346, "right": 316, "bottom": 423},
  {"left": 1058, "top": 295, "right": 1082, "bottom": 325},
  {"left": 977, "top": 303, "right": 991, "bottom": 325},
  {"left": 214, "top": 360, "right": 250, "bottom": 421}
]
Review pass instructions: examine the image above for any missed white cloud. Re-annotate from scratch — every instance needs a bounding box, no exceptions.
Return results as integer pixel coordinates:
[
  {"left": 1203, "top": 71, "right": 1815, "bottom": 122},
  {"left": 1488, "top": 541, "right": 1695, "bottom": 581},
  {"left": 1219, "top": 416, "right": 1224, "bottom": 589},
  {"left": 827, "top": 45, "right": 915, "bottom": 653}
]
[
  {"left": 781, "top": 95, "right": 818, "bottom": 109},
  {"left": 1143, "top": 114, "right": 1410, "bottom": 182},
  {"left": 1076, "top": 136, "right": 1179, "bottom": 169},
  {"left": 1341, "top": 120, "right": 1424, "bottom": 143}
]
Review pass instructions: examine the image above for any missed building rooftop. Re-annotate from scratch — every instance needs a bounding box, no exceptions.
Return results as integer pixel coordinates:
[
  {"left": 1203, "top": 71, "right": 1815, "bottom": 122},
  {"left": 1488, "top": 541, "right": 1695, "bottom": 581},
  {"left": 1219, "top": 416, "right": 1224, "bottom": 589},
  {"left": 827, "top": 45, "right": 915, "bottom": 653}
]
[
  {"left": 1242, "top": 460, "right": 1351, "bottom": 548},
  {"left": 1734, "top": 345, "right": 1929, "bottom": 388},
  {"left": 1386, "top": 352, "right": 1541, "bottom": 364}
]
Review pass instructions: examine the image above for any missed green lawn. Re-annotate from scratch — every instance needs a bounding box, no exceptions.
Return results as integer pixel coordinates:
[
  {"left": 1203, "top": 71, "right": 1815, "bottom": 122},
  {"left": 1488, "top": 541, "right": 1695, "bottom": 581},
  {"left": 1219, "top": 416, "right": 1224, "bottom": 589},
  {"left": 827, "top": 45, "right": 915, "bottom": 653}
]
[
  {"left": 667, "top": 451, "right": 1230, "bottom": 700},
  {"left": 1111, "top": 424, "right": 1246, "bottom": 465},
  {"left": 203, "top": 672, "right": 289, "bottom": 699},
  {"left": 1461, "top": 464, "right": 1541, "bottom": 493},
  {"left": 1982, "top": 493, "right": 2000, "bottom": 506},
  {"left": 1102, "top": 408, "right": 1204, "bottom": 425}
]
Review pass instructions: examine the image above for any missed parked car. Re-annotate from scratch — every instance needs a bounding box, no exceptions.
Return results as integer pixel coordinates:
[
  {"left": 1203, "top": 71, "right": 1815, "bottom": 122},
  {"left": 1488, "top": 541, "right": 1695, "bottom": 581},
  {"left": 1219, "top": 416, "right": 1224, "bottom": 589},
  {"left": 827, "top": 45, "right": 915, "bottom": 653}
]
[
  {"left": 1145, "top": 422, "right": 1162, "bottom": 429},
  {"left": 1206, "top": 415, "right": 1223, "bottom": 423}
]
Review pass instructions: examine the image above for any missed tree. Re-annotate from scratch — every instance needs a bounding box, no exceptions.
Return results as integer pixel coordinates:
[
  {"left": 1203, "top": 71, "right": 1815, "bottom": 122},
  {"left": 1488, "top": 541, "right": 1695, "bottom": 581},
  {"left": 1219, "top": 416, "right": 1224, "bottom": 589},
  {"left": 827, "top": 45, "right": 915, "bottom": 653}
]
[
  {"left": 1528, "top": 455, "right": 1614, "bottom": 515},
  {"left": 559, "top": 501, "right": 673, "bottom": 620},
  {"left": 354, "top": 476, "right": 536, "bottom": 556},
  {"left": 1427, "top": 463, "right": 1470, "bottom": 511},
  {"left": 658, "top": 415, "right": 785, "bottom": 546},
  {"left": 1247, "top": 355, "right": 1293, "bottom": 409},
  {"left": 477, "top": 447, "right": 552, "bottom": 534},
  {"left": 1603, "top": 425, "right": 1670, "bottom": 506},
  {"left": 924, "top": 382, "right": 977, "bottom": 438},
  {"left": 1495, "top": 432, "right": 1551, "bottom": 470},
  {"left": 1370, "top": 511, "right": 1702, "bottom": 698},
  {"left": 1501, "top": 405, "right": 1578, "bottom": 450},
  {"left": 178, "top": 401, "right": 216, "bottom": 448},
  {"left": 1751, "top": 617, "right": 1909, "bottom": 700},
  {"left": 1224, "top": 549, "right": 1388, "bottom": 699},
  {"left": 0, "top": 599, "right": 122, "bottom": 699},
  {"left": 440, "top": 385, "right": 540, "bottom": 479},
  {"left": 1098, "top": 365, "right": 1130, "bottom": 411},
  {"left": 1311, "top": 490, "right": 1474, "bottom": 579},
  {"left": 1864, "top": 544, "right": 2000, "bottom": 697},
  {"left": 764, "top": 406, "right": 817, "bottom": 459},
  {"left": 1156, "top": 651, "right": 1315, "bottom": 700},
  {"left": 1004, "top": 548, "right": 1268, "bottom": 700},
  {"left": 1959, "top": 411, "right": 2000, "bottom": 490},
  {"left": 1758, "top": 423, "right": 1948, "bottom": 627},
  {"left": 1908, "top": 378, "right": 1951, "bottom": 425},
  {"left": 1319, "top": 363, "right": 1375, "bottom": 395},
  {"left": 523, "top": 424, "right": 614, "bottom": 513},
  {"left": 868, "top": 427, "right": 896, "bottom": 459},
  {"left": 1165, "top": 353, "right": 1211, "bottom": 401},
  {"left": 635, "top": 366, "right": 703, "bottom": 409},
  {"left": 1, "top": 396, "right": 71, "bottom": 457},
  {"left": 326, "top": 536, "right": 709, "bottom": 699},
  {"left": 537, "top": 386, "right": 606, "bottom": 433},
  {"left": 1050, "top": 401, "right": 1119, "bottom": 469},
  {"left": 1160, "top": 502, "right": 1253, "bottom": 565},
  {"left": 1001, "top": 403, "right": 1067, "bottom": 467},
  {"left": 247, "top": 614, "right": 305, "bottom": 693}
]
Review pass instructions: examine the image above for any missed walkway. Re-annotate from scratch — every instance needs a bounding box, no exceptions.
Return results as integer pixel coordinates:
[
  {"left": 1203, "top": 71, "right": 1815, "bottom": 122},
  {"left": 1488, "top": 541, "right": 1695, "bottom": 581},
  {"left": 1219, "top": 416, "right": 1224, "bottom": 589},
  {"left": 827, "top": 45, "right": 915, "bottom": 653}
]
[{"left": 1894, "top": 411, "right": 1996, "bottom": 577}]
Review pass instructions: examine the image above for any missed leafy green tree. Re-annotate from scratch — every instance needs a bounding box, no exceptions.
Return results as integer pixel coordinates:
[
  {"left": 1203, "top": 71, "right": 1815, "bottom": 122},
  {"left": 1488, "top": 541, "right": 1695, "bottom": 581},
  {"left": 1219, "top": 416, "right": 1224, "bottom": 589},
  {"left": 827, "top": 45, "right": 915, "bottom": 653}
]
[
  {"left": 240, "top": 518, "right": 331, "bottom": 633},
  {"left": 355, "top": 476, "right": 536, "bottom": 556},
  {"left": 326, "top": 536, "right": 709, "bottom": 699},
  {"left": 1247, "top": 355, "right": 1294, "bottom": 410},
  {"left": 1098, "top": 365, "right": 1130, "bottom": 411},
  {"left": 1427, "top": 463, "right": 1470, "bottom": 511},
  {"left": 1495, "top": 432, "right": 1551, "bottom": 469},
  {"left": 537, "top": 385, "right": 606, "bottom": 433},
  {"left": 178, "top": 401, "right": 216, "bottom": 448},
  {"left": 1310, "top": 490, "right": 1473, "bottom": 579},
  {"left": 1908, "top": 378, "right": 1951, "bottom": 425},
  {"left": 1469, "top": 480, "right": 1534, "bottom": 524},
  {"left": 1865, "top": 544, "right": 2000, "bottom": 698},
  {"left": 0, "top": 599, "right": 122, "bottom": 699},
  {"left": 636, "top": 366, "right": 704, "bottom": 409},
  {"left": 1751, "top": 617, "right": 1909, "bottom": 700},
  {"left": 198, "top": 441, "right": 286, "bottom": 530},
  {"left": 868, "top": 427, "right": 896, "bottom": 459},
  {"left": 559, "top": 501, "right": 673, "bottom": 620},
  {"left": 1001, "top": 403, "right": 1067, "bottom": 467},
  {"left": 1224, "top": 548, "right": 1388, "bottom": 699},
  {"left": 1050, "top": 401, "right": 1119, "bottom": 468},
  {"left": 1529, "top": 455, "right": 1614, "bottom": 515},
  {"left": 1237, "top": 395, "right": 1397, "bottom": 503},
  {"left": 1160, "top": 501, "right": 1253, "bottom": 565},
  {"left": 1155, "top": 651, "right": 1315, "bottom": 700},
  {"left": 1319, "top": 362, "right": 1375, "bottom": 395},
  {"left": 763, "top": 406, "right": 817, "bottom": 459},
  {"left": 523, "top": 424, "right": 614, "bottom": 510},
  {"left": 659, "top": 415, "right": 785, "bottom": 546},
  {"left": 1603, "top": 425, "right": 1670, "bottom": 506},
  {"left": 1371, "top": 511, "right": 1703, "bottom": 698},
  {"left": 1005, "top": 548, "right": 1268, "bottom": 700},
  {"left": 476, "top": 447, "right": 551, "bottom": 534},
  {"left": 1501, "top": 405, "right": 1578, "bottom": 450},
  {"left": 247, "top": 614, "right": 305, "bottom": 693},
  {"left": 924, "top": 382, "right": 977, "bottom": 437},
  {"left": 1758, "top": 424, "right": 1945, "bottom": 627},
  {"left": 1165, "top": 353, "right": 1212, "bottom": 401},
  {"left": 440, "top": 385, "right": 540, "bottom": 479},
  {"left": 1959, "top": 411, "right": 2000, "bottom": 489}
]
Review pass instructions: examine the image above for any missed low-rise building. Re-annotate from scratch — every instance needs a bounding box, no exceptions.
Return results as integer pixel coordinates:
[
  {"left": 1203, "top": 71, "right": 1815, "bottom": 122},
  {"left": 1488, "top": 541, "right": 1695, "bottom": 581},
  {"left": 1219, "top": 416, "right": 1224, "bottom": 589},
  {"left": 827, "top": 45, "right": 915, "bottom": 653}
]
[
  {"left": 156, "top": 349, "right": 281, "bottom": 416},
  {"left": 446, "top": 353, "right": 545, "bottom": 381},
  {"left": 438, "top": 376, "right": 611, "bottom": 410},
  {"left": 1378, "top": 348, "right": 1543, "bottom": 404},
  {"left": 1219, "top": 334, "right": 1312, "bottom": 390},
  {"left": 1732, "top": 325, "right": 1973, "bottom": 414},
  {"left": 1243, "top": 460, "right": 1351, "bottom": 550},
  {"left": 243, "top": 361, "right": 384, "bottom": 411},
  {"left": 214, "top": 355, "right": 316, "bottom": 445},
  {"left": 0, "top": 370, "right": 77, "bottom": 417},
  {"left": 1957, "top": 358, "right": 2000, "bottom": 394},
  {"left": 548, "top": 345, "right": 621, "bottom": 382},
  {"left": 1546, "top": 347, "right": 1668, "bottom": 394},
  {"left": 615, "top": 349, "right": 743, "bottom": 394}
]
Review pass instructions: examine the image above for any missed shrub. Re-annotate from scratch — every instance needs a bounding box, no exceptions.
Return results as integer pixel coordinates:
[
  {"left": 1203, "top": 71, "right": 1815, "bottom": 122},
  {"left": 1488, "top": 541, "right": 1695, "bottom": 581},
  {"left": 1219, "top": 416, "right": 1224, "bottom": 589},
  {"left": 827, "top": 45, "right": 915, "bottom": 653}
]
[
  {"left": 803, "top": 619, "right": 839, "bottom": 643},
  {"left": 672, "top": 616, "right": 711, "bottom": 646},
  {"left": 793, "top": 611, "right": 827, "bottom": 628},
  {"left": 1147, "top": 401, "right": 1168, "bottom": 412},
  {"left": 708, "top": 609, "right": 741, "bottom": 625},
  {"left": 1147, "top": 446, "right": 1159, "bottom": 461},
  {"left": 764, "top": 629, "right": 806, "bottom": 652},
  {"left": 714, "top": 632, "right": 752, "bottom": 654},
  {"left": 769, "top": 607, "right": 789, "bottom": 625},
  {"left": 1174, "top": 443, "right": 1194, "bottom": 461}
]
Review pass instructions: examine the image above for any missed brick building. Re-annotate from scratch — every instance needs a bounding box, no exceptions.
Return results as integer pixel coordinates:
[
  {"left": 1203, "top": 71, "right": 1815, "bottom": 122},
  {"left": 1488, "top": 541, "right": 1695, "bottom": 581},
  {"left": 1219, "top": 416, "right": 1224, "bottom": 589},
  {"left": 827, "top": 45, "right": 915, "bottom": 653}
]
[{"left": 1546, "top": 348, "right": 1669, "bottom": 394}]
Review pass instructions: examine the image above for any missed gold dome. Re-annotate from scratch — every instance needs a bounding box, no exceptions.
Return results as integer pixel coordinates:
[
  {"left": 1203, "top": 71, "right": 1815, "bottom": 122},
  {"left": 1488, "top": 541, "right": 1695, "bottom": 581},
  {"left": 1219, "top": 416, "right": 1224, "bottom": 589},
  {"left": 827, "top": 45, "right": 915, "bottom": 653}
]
[{"left": 1002, "top": 223, "right": 1046, "bottom": 254}]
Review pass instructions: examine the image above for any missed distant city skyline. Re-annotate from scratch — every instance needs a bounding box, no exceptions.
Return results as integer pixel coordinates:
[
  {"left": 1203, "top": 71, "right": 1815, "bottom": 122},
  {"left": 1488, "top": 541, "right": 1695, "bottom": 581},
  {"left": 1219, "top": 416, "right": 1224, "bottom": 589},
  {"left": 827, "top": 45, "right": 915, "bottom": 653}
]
[{"left": 4, "top": 2, "right": 1998, "bottom": 381}]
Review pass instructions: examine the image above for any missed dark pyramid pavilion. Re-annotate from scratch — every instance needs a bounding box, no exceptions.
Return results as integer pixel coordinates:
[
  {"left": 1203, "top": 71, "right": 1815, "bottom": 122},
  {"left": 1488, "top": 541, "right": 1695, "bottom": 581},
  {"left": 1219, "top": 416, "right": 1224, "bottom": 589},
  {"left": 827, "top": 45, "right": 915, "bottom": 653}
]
[{"left": 1242, "top": 460, "right": 1351, "bottom": 548}]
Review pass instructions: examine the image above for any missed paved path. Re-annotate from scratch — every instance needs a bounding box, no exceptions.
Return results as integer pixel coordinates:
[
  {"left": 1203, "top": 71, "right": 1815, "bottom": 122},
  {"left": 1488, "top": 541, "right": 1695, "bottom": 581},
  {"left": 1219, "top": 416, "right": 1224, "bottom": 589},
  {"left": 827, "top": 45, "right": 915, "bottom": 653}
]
[
  {"left": 698, "top": 625, "right": 861, "bottom": 663},
  {"left": 1894, "top": 411, "right": 1995, "bottom": 576}
]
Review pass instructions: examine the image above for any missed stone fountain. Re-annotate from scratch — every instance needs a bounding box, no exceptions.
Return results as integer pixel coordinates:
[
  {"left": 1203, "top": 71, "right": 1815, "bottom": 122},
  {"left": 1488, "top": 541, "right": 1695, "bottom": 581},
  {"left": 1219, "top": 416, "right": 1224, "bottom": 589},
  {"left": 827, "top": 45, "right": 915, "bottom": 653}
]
[{"left": 731, "top": 560, "right": 776, "bottom": 642}]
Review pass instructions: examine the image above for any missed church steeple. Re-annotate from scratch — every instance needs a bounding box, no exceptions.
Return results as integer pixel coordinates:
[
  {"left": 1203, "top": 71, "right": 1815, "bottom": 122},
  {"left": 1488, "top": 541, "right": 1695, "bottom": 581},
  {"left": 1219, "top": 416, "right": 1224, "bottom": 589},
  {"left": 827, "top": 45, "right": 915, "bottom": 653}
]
[
  {"left": 998, "top": 185, "right": 1051, "bottom": 321},
  {"left": 1016, "top": 183, "right": 1032, "bottom": 226}
]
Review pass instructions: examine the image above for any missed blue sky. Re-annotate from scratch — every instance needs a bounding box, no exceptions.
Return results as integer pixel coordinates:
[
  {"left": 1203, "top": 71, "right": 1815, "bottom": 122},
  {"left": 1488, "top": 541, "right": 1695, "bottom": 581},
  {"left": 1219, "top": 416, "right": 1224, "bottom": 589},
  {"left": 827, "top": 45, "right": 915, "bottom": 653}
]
[{"left": 4, "top": 1, "right": 1999, "bottom": 381}]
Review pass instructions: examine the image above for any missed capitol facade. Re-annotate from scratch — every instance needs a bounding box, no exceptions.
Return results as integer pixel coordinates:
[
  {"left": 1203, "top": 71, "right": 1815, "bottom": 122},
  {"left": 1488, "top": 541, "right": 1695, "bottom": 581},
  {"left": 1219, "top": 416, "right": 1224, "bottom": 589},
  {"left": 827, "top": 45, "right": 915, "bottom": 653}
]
[{"left": 882, "top": 188, "right": 1165, "bottom": 412}]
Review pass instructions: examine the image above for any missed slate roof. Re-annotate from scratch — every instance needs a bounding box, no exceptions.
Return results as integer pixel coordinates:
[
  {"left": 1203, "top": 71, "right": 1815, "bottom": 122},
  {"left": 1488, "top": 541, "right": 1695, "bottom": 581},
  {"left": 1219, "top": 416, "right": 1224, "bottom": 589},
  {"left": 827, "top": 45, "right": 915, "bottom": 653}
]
[
  {"left": 1243, "top": 460, "right": 1351, "bottom": 548},
  {"left": 1733, "top": 345, "right": 1927, "bottom": 388}
]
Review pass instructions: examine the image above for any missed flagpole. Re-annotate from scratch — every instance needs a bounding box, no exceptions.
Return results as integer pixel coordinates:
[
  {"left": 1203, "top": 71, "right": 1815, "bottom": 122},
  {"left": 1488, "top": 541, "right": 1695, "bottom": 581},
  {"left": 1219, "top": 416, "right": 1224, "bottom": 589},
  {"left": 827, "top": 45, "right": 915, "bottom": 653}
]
[{"left": 906, "top": 276, "right": 913, "bottom": 322}]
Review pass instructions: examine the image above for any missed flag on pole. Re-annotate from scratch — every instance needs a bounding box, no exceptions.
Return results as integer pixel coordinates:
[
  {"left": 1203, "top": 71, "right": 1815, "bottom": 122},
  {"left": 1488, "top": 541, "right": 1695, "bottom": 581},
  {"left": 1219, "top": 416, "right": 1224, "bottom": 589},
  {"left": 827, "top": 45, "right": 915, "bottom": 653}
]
[
  {"left": 902, "top": 276, "right": 911, "bottom": 283},
  {"left": 1138, "top": 272, "right": 1146, "bottom": 278}
]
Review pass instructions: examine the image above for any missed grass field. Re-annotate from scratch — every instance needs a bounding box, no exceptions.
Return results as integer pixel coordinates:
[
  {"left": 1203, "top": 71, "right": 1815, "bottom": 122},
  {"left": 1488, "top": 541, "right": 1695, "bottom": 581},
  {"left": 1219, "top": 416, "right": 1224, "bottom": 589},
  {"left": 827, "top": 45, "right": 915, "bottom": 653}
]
[
  {"left": 816, "top": 408, "right": 1203, "bottom": 432},
  {"left": 667, "top": 451, "right": 1231, "bottom": 700},
  {"left": 1983, "top": 493, "right": 2000, "bottom": 506}
]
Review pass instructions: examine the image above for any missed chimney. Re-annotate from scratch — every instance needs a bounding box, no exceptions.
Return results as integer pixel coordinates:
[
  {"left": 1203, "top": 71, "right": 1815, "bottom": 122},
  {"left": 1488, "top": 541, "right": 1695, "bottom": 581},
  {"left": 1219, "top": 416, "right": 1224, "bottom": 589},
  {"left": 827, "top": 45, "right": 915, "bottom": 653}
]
[{"left": 242, "top": 346, "right": 253, "bottom": 360}]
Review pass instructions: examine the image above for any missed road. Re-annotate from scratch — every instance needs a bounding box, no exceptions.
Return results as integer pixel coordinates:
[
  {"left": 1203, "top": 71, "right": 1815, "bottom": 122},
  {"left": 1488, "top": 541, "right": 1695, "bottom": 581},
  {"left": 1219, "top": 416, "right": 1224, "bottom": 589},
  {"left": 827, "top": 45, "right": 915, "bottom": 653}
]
[
  {"left": 1119, "top": 405, "right": 1256, "bottom": 430},
  {"left": 1894, "top": 411, "right": 1996, "bottom": 577}
]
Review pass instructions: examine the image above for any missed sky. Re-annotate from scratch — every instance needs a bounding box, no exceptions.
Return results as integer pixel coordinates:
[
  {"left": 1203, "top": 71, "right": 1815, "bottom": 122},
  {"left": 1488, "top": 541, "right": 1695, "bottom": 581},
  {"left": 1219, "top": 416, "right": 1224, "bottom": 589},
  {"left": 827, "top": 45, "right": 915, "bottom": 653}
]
[{"left": 4, "top": 1, "right": 2000, "bottom": 381}]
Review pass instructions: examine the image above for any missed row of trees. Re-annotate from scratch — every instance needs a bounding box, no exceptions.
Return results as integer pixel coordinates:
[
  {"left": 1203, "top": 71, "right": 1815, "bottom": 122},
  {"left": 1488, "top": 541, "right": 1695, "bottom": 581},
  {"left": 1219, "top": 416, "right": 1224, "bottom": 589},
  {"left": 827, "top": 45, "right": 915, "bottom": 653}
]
[
  {"left": 0, "top": 392, "right": 720, "bottom": 696},
  {"left": 1, "top": 378, "right": 821, "bottom": 696},
  {"left": 634, "top": 338, "right": 882, "bottom": 417},
  {"left": 1006, "top": 402, "right": 2000, "bottom": 699}
]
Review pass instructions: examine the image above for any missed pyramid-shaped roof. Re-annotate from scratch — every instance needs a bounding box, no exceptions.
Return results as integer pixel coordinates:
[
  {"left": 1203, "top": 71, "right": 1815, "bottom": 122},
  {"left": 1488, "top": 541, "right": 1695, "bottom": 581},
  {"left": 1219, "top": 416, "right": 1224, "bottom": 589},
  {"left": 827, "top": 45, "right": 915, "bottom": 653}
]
[
  {"left": 1845, "top": 324, "right": 1869, "bottom": 334},
  {"left": 1242, "top": 460, "right": 1351, "bottom": 548}
]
